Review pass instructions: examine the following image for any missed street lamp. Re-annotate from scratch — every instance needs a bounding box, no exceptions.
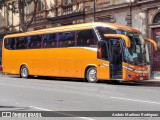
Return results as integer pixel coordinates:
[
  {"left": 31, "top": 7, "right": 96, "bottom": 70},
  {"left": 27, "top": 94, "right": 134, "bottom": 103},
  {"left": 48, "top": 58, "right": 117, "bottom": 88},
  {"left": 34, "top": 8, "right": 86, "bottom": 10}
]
[{"left": 93, "top": 0, "right": 96, "bottom": 22}]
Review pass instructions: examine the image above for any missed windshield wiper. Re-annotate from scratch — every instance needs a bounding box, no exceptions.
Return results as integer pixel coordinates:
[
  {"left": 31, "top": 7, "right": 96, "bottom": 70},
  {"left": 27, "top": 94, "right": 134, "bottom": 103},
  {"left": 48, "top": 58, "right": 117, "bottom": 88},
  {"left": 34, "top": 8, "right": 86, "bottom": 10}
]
[
  {"left": 127, "top": 60, "right": 149, "bottom": 66},
  {"left": 135, "top": 61, "right": 149, "bottom": 66},
  {"left": 127, "top": 60, "right": 138, "bottom": 65}
]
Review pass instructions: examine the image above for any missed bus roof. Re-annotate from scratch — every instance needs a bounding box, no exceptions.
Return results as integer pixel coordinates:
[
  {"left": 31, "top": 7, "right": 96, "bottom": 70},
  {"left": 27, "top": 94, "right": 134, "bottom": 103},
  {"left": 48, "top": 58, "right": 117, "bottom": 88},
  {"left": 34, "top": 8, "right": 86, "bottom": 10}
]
[{"left": 4, "top": 22, "right": 140, "bottom": 38}]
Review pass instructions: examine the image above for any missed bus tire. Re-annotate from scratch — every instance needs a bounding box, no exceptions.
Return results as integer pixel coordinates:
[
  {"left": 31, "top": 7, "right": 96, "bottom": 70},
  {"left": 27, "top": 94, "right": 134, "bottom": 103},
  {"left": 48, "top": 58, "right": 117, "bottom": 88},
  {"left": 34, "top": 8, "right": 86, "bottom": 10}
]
[
  {"left": 20, "top": 65, "right": 29, "bottom": 78},
  {"left": 86, "top": 67, "right": 97, "bottom": 83}
]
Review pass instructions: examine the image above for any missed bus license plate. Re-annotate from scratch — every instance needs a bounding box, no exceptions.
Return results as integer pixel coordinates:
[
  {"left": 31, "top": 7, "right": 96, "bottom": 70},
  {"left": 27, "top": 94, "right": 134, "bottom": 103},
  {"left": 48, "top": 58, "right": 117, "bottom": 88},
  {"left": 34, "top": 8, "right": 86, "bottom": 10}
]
[{"left": 140, "top": 77, "right": 143, "bottom": 80}]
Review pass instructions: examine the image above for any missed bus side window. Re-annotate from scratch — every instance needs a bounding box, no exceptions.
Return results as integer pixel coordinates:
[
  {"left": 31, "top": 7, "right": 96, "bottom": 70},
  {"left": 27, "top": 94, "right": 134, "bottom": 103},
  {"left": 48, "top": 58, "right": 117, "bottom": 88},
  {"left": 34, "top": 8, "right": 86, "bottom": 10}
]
[
  {"left": 4, "top": 38, "right": 16, "bottom": 50},
  {"left": 57, "top": 31, "right": 76, "bottom": 47},
  {"left": 16, "top": 37, "right": 27, "bottom": 49},
  {"left": 97, "top": 41, "right": 108, "bottom": 60},
  {"left": 0, "top": 40, "right": 2, "bottom": 59},
  {"left": 77, "top": 29, "right": 97, "bottom": 47},
  {"left": 65, "top": 31, "right": 75, "bottom": 47},
  {"left": 28, "top": 35, "right": 42, "bottom": 49},
  {"left": 4, "top": 38, "right": 11, "bottom": 49},
  {"left": 77, "top": 31, "right": 85, "bottom": 46},
  {"left": 58, "top": 33, "right": 66, "bottom": 47},
  {"left": 43, "top": 33, "right": 57, "bottom": 48}
]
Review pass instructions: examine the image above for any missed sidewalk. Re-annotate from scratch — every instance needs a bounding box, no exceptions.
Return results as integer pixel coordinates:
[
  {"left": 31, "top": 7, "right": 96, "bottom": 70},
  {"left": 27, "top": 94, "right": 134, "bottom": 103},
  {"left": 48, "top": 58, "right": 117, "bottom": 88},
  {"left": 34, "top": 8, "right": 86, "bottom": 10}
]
[
  {"left": 149, "top": 76, "right": 160, "bottom": 81},
  {"left": 153, "top": 76, "right": 160, "bottom": 79}
]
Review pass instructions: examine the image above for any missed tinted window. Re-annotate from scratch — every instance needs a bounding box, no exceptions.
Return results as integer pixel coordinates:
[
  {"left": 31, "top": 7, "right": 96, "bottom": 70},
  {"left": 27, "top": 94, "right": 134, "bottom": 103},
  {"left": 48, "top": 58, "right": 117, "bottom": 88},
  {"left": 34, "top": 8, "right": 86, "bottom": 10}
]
[
  {"left": 0, "top": 36, "right": 3, "bottom": 60},
  {"left": 77, "top": 29, "right": 97, "bottom": 47},
  {"left": 0, "top": 40, "right": 2, "bottom": 60},
  {"left": 4, "top": 30, "right": 98, "bottom": 50},
  {"left": 42, "top": 33, "right": 57, "bottom": 48},
  {"left": 58, "top": 31, "right": 75, "bottom": 47},
  {"left": 65, "top": 32, "right": 75, "bottom": 47},
  {"left": 4, "top": 38, "right": 16, "bottom": 50},
  {"left": 16, "top": 37, "right": 27, "bottom": 49},
  {"left": 27, "top": 35, "right": 42, "bottom": 49},
  {"left": 98, "top": 41, "right": 108, "bottom": 60},
  {"left": 97, "top": 27, "right": 117, "bottom": 39}
]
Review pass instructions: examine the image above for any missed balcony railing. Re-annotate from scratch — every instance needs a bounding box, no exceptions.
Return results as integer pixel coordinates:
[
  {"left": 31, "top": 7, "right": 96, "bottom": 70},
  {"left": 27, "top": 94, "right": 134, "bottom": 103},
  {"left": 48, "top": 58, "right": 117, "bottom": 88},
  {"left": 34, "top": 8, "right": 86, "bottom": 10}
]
[
  {"left": 62, "top": 3, "right": 73, "bottom": 15},
  {"left": 26, "top": 10, "right": 47, "bottom": 22}
]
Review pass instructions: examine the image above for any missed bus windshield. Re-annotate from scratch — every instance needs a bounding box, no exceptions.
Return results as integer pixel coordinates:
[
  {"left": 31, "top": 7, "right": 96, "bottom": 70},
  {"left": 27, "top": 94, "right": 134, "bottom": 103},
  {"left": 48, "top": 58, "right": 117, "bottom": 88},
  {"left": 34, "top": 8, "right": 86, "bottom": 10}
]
[
  {"left": 96, "top": 27, "right": 150, "bottom": 65},
  {"left": 123, "top": 32, "right": 150, "bottom": 65}
]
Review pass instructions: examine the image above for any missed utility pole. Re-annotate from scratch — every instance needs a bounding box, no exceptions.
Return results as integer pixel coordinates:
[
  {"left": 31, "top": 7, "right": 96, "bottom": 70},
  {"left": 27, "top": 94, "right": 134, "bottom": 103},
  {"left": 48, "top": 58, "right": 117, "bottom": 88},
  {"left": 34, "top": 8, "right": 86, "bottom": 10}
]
[
  {"left": 126, "top": 0, "right": 135, "bottom": 26},
  {"left": 93, "top": 0, "right": 96, "bottom": 22},
  {"left": 129, "top": 0, "right": 132, "bottom": 27}
]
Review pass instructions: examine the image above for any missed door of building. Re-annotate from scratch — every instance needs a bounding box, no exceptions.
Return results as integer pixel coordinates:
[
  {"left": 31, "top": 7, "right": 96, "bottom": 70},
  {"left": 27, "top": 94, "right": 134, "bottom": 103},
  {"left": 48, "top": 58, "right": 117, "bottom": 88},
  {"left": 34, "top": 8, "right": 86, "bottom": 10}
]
[{"left": 152, "top": 28, "right": 160, "bottom": 75}]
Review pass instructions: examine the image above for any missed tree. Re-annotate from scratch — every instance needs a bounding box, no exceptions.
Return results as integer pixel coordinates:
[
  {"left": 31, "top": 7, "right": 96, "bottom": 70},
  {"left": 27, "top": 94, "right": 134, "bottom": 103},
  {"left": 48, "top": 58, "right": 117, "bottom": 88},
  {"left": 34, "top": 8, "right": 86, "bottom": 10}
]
[{"left": 0, "top": 0, "right": 38, "bottom": 32}]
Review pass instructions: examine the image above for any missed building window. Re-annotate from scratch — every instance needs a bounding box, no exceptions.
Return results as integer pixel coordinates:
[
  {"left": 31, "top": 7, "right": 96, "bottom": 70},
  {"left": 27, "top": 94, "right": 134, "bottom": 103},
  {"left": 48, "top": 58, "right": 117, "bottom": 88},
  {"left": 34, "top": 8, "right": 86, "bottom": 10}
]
[
  {"left": 63, "top": 0, "right": 73, "bottom": 15},
  {"left": 7, "top": 12, "right": 9, "bottom": 26},
  {"left": 66, "top": 0, "right": 72, "bottom": 5},
  {"left": 7, "top": 3, "right": 12, "bottom": 27},
  {"left": 37, "top": 0, "right": 45, "bottom": 11},
  {"left": 155, "top": 33, "right": 160, "bottom": 54},
  {"left": 153, "top": 12, "right": 160, "bottom": 24}
]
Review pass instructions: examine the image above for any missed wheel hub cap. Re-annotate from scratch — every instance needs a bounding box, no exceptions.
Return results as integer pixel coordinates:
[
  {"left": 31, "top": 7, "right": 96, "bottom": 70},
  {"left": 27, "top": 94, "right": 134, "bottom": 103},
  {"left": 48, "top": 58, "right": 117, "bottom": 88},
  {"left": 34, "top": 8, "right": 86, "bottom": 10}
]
[
  {"left": 89, "top": 69, "right": 97, "bottom": 82},
  {"left": 22, "top": 68, "right": 27, "bottom": 77}
]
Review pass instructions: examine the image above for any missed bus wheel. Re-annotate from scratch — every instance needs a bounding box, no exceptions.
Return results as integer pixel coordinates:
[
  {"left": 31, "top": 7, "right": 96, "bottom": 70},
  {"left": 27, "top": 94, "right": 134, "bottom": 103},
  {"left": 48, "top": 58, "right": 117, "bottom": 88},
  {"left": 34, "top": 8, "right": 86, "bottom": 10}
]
[
  {"left": 86, "top": 67, "right": 97, "bottom": 83},
  {"left": 20, "top": 66, "right": 29, "bottom": 78}
]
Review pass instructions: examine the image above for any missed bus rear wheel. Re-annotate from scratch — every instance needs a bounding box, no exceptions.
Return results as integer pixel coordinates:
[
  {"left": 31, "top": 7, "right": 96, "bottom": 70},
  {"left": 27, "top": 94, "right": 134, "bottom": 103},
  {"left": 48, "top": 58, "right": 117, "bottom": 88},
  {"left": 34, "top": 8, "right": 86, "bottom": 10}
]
[
  {"left": 20, "top": 66, "right": 29, "bottom": 78},
  {"left": 86, "top": 67, "right": 97, "bottom": 83}
]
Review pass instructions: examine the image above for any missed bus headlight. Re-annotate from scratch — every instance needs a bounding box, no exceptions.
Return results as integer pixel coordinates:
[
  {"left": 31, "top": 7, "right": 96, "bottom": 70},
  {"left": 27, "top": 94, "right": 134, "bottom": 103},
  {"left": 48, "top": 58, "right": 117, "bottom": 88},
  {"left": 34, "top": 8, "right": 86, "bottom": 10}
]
[
  {"left": 134, "top": 70, "right": 149, "bottom": 74},
  {"left": 123, "top": 66, "right": 135, "bottom": 71}
]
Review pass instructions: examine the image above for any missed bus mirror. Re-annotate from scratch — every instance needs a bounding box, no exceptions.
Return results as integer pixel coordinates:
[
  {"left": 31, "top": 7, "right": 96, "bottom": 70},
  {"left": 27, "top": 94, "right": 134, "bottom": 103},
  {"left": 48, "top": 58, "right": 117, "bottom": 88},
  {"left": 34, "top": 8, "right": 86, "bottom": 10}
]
[
  {"left": 104, "top": 34, "right": 131, "bottom": 48},
  {"left": 145, "top": 38, "right": 158, "bottom": 51}
]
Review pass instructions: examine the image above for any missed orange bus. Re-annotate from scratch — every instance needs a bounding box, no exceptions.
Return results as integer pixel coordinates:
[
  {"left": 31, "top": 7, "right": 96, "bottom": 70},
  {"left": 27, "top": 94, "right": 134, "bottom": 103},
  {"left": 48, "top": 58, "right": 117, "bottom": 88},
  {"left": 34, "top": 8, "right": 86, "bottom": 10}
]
[{"left": 2, "top": 22, "right": 157, "bottom": 82}]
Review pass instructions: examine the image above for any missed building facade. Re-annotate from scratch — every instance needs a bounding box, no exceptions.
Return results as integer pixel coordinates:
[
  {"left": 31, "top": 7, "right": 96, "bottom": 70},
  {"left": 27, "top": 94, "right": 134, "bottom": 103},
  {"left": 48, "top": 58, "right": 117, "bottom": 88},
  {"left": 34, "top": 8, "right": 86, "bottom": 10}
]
[
  {"left": 0, "top": 0, "right": 20, "bottom": 60},
  {"left": 0, "top": 0, "right": 160, "bottom": 75},
  {"left": 25, "top": 0, "right": 85, "bottom": 30}
]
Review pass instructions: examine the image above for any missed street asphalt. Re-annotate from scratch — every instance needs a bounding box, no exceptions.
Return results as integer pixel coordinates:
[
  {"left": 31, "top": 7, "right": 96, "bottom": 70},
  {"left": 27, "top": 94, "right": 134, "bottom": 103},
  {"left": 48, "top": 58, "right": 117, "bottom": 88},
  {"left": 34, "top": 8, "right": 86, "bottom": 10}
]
[{"left": 0, "top": 74, "right": 160, "bottom": 120}]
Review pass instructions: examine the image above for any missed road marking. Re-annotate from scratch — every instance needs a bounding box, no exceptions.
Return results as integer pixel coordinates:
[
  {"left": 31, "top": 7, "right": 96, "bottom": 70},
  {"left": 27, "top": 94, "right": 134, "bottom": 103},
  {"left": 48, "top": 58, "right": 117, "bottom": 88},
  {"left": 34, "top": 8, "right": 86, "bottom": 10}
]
[
  {"left": 30, "top": 106, "right": 95, "bottom": 120},
  {"left": 30, "top": 106, "right": 51, "bottom": 111},
  {"left": 110, "top": 96, "right": 160, "bottom": 105},
  {"left": 79, "top": 117, "right": 96, "bottom": 120}
]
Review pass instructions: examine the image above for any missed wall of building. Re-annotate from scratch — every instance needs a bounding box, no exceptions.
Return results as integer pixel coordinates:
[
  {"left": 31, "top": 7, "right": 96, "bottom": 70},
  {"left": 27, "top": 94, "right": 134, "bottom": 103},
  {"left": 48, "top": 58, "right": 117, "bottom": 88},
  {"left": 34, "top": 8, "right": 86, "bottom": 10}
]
[
  {"left": 0, "top": 8, "right": 5, "bottom": 28},
  {"left": 0, "top": 1, "right": 20, "bottom": 34},
  {"left": 114, "top": 10, "right": 128, "bottom": 26},
  {"left": 12, "top": 13, "right": 20, "bottom": 32},
  {"left": 132, "top": 9, "right": 146, "bottom": 35}
]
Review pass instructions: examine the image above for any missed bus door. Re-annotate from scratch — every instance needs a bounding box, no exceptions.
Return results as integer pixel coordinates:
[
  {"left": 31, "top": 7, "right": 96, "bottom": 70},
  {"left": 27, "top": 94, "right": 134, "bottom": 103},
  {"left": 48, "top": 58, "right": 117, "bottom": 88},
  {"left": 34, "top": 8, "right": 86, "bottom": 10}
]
[
  {"left": 104, "top": 34, "right": 131, "bottom": 81},
  {"left": 97, "top": 41, "right": 110, "bottom": 80},
  {"left": 108, "top": 39, "right": 123, "bottom": 80}
]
